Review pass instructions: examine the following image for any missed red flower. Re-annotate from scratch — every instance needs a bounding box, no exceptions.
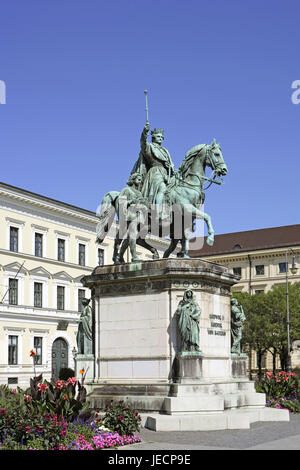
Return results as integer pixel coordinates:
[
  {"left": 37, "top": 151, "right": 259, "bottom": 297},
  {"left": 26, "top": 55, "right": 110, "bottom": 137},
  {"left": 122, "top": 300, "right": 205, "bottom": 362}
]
[
  {"left": 38, "top": 383, "right": 48, "bottom": 392},
  {"left": 67, "top": 377, "right": 76, "bottom": 385},
  {"left": 55, "top": 380, "right": 65, "bottom": 389},
  {"left": 118, "top": 415, "right": 124, "bottom": 421},
  {"left": 25, "top": 426, "right": 31, "bottom": 433},
  {"left": 30, "top": 349, "right": 36, "bottom": 357},
  {"left": 24, "top": 394, "right": 32, "bottom": 403},
  {"left": 0, "top": 409, "right": 6, "bottom": 415}
]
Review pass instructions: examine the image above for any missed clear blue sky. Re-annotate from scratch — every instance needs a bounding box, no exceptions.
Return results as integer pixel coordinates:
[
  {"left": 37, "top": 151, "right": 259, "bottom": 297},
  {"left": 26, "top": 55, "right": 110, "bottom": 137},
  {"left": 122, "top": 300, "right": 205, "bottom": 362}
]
[{"left": 0, "top": 0, "right": 299, "bottom": 235}]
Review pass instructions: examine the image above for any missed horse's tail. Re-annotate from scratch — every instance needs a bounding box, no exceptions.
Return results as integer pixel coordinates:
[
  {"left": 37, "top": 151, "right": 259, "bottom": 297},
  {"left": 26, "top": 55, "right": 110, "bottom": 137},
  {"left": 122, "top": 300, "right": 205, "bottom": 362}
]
[{"left": 96, "top": 191, "right": 120, "bottom": 244}]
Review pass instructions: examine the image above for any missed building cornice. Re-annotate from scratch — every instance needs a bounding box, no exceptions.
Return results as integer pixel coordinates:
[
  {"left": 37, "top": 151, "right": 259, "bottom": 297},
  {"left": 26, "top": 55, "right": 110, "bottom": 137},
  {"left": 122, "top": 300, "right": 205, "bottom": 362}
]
[
  {"left": 0, "top": 183, "right": 171, "bottom": 250},
  {"left": 202, "top": 246, "right": 300, "bottom": 264},
  {"left": 0, "top": 248, "right": 94, "bottom": 275}
]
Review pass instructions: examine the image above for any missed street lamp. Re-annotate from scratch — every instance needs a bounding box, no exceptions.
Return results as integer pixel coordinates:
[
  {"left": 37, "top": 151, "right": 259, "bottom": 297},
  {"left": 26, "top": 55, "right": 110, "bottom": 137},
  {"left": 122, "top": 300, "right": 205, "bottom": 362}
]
[
  {"left": 286, "top": 248, "right": 298, "bottom": 372},
  {"left": 72, "top": 347, "right": 77, "bottom": 369}
]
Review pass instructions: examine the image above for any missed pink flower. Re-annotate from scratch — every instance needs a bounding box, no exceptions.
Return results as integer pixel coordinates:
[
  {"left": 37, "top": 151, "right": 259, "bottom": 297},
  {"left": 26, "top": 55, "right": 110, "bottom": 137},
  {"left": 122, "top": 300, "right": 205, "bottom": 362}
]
[
  {"left": 38, "top": 383, "right": 48, "bottom": 392},
  {"left": 55, "top": 380, "right": 65, "bottom": 389},
  {"left": 67, "top": 377, "right": 76, "bottom": 385},
  {"left": 38, "top": 384, "right": 48, "bottom": 392},
  {"left": 25, "top": 426, "right": 31, "bottom": 433}
]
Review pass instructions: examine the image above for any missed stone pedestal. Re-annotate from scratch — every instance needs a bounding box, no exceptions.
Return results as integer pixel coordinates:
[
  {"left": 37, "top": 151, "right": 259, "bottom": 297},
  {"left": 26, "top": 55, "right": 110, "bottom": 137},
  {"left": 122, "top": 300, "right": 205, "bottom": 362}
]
[
  {"left": 82, "top": 258, "right": 289, "bottom": 430},
  {"left": 75, "top": 354, "right": 95, "bottom": 384},
  {"left": 172, "top": 353, "right": 203, "bottom": 383}
]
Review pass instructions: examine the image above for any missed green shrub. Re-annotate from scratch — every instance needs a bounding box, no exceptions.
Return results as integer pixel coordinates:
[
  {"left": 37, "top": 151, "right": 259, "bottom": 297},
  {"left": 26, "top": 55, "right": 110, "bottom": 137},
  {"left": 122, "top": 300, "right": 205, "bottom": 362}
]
[
  {"left": 59, "top": 368, "right": 75, "bottom": 381},
  {"left": 101, "top": 400, "right": 141, "bottom": 436}
]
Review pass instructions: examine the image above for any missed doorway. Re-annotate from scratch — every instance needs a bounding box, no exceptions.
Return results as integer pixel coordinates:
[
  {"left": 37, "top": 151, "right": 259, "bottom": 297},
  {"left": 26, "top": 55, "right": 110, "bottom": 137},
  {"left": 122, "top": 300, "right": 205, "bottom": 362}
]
[{"left": 51, "top": 337, "right": 68, "bottom": 380}]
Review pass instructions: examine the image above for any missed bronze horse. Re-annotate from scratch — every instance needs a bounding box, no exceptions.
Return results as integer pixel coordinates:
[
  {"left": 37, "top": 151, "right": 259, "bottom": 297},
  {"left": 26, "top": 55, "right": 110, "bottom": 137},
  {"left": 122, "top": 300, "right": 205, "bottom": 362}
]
[{"left": 96, "top": 139, "right": 227, "bottom": 263}]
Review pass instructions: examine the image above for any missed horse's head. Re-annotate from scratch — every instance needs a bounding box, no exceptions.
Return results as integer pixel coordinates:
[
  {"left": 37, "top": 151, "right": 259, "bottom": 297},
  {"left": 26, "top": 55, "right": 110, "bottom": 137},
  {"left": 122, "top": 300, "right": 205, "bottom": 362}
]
[{"left": 207, "top": 139, "right": 228, "bottom": 177}]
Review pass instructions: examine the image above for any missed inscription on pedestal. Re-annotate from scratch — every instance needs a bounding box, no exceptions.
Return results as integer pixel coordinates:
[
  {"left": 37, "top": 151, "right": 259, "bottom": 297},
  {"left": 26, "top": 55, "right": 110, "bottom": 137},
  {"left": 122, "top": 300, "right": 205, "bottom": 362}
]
[{"left": 207, "top": 314, "right": 226, "bottom": 336}]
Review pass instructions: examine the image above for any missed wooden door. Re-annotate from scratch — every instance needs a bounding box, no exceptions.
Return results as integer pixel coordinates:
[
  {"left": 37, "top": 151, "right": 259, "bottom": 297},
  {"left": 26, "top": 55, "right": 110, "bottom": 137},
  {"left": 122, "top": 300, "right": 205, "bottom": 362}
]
[{"left": 51, "top": 338, "right": 68, "bottom": 380}]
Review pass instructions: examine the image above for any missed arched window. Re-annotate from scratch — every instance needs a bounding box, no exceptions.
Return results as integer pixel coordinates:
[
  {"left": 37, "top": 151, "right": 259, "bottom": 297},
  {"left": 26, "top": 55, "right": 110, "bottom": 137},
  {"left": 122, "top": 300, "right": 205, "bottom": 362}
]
[{"left": 233, "top": 244, "right": 242, "bottom": 250}]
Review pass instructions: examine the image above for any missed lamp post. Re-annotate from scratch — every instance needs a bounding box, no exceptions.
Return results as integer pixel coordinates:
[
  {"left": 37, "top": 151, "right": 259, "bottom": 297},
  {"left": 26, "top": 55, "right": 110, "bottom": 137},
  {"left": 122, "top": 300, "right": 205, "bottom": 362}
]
[
  {"left": 285, "top": 249, "right": 298, "bottom": 373},
  {"left": 72, "top": 346, "right": 77, "bottom": 370}
]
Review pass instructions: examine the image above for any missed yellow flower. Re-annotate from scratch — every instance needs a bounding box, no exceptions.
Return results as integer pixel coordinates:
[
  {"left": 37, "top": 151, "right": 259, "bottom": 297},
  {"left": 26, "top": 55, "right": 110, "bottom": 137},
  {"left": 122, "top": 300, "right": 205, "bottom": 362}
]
[{"left": 79, "top": 368, "right": 85, "bottom": 375}]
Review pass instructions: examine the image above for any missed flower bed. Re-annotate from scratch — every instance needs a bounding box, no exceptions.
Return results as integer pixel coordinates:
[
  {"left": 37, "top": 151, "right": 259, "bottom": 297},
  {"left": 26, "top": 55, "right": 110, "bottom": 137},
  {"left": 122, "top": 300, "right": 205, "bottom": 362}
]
[
  {"left": 0, "top": 396, "right": 142, "bottom": 450},
  {"left": 0, "top": 355, "right": 142, "bottom": 450},
  {"left": 256, "top": 371, "right": 300, "bottom": 413}
]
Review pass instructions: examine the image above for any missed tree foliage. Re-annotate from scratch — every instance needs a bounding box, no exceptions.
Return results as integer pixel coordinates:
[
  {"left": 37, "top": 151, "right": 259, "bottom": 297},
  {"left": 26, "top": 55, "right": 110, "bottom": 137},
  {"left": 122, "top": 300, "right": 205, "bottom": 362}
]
[{"left": 233, "top": 282, "right": 300, "bottom": 373}]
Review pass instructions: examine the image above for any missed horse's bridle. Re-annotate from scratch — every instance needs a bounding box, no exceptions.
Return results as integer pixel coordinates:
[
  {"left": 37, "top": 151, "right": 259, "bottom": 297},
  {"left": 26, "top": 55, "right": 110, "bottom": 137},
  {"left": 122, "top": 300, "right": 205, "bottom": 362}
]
[{"left": 176, "top": 144, "right": 224, "bottom": 191}]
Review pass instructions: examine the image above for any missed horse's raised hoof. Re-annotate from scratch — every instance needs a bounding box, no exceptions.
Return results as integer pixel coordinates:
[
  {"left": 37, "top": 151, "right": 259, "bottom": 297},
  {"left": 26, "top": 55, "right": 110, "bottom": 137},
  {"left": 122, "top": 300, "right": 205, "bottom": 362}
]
[{"left": 206, "top": 234, "right": 214, "bottom": 246}]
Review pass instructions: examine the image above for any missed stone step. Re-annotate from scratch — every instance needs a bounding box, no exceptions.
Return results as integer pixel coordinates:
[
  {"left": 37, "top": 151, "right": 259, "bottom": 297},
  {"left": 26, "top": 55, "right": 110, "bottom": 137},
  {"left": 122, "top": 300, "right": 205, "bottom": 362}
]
[
  {"left": 142, "top": 407, "right": 290, "bottom": 431},
  {"left": 163, "top": 395, "right": 224, "bottom": 414},
  {"left": 223, "top": 391, "right": 266, "bottom": 408}
]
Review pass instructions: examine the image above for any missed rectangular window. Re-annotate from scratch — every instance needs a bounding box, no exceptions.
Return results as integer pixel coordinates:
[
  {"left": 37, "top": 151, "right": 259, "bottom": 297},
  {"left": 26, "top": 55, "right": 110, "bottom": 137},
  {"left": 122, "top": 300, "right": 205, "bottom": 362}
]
[
  {"left": 57, "top": 286, "right": 65, "bottom": 311},
  {"left": 34, "top": 337, "right": 42, "bottom": 365},
  {"left": 256, "top": 352, "right": 266, "bottom": 369},
  {"left": 8, "top": 279, "right": 18, "bottom": 305},
  {"left": 8, "top": 377, "right": 18, "bottom": 385},
  {"left": 57, "top": 238, "right": 65, "bottom": 262},
  {"left": 34, "top": 282, "right": 43, "bottom": 308},
  {"left": 279, "top": 262, "right": 287, "bottom": 273},
  {"left": 8, "top": 336, "right": 18, "bottom": 365},
  {"left": 255, "top": 289, "right": 264, "bottom": 295},
  {"left": 233, "top": 267, "right": 241, "bottom": 277},
  {"left": 10, "top": 227, "right": 19, "bottom": 252},
  {"left": 98, "top": 248, "right": 104, "bottom": 266},
  {"left": 35, "top": 233, "right": 43, "bottom": 257},
  {"left": 255, "top": 265, "right": 264, "bottom": 275},
  {"left": 78, "top": 243, "right": 86, "bottom": 266},
  {"left": 78, "top": 289, "right": 85, "bottom": 312}
]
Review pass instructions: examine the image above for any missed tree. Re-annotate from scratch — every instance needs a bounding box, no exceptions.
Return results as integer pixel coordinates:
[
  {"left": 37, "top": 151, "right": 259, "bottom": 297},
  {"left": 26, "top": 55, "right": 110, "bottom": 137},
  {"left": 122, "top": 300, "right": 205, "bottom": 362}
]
[
  {"left": 234, "top": 283, "right": 300, "bottom": 375},
  {"left": 266, "top": 283, "right": 300, "bottom": 371},
  {"left": 233, "top": 292, "right": 273, "bottom": 379}
]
